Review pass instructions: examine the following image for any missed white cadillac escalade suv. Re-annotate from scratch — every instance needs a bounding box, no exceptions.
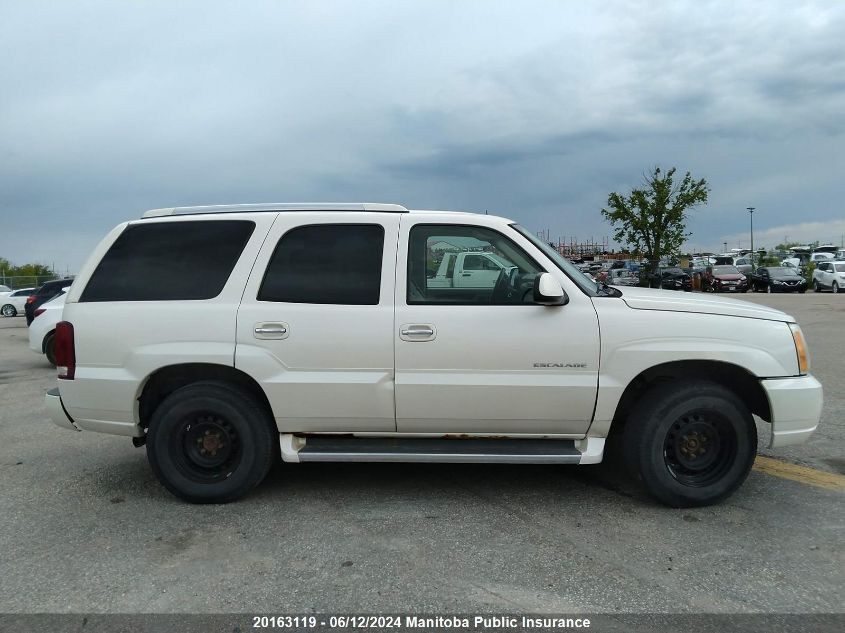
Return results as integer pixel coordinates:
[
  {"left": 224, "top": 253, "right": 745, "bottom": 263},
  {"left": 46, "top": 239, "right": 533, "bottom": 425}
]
[{"left": 45, "top": 203, "right": 822, "bottom": 507}]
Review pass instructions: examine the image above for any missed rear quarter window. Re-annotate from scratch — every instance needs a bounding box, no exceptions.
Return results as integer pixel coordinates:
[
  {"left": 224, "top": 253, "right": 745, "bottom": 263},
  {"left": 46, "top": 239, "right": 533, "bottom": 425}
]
[{"left": 81, "top": 220, "right": 255, "bottom": 301}]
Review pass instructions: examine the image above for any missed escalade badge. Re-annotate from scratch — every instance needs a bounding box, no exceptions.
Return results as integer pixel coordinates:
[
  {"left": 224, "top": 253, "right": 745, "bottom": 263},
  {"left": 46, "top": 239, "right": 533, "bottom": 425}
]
[{"left": 534, "top": 362, "right": 586, "bottom": 368}]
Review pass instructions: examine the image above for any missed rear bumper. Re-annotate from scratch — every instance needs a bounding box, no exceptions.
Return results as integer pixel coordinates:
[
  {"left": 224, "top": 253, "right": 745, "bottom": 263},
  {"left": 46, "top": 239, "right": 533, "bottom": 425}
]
[
  {"left": 45, "top": 387, "right": 80, "bottom": 432},
  {"left": 762, "top": 376, "right": 823, "bottom": 448}
]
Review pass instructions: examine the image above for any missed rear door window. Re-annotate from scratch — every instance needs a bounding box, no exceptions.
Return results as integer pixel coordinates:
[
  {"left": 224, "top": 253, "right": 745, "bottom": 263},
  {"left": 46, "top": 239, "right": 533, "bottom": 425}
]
[
  {"left": 258, "top": 224, "right": 384, "bottom": 305},
  {"left": 81, "top": 220, "right": 255, "bottom": 301}
]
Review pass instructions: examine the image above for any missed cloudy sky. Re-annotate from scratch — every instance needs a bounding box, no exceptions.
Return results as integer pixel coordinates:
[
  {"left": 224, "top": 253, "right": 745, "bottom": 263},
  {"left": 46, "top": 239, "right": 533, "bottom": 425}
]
[{"left": 1, "top": 0, "right": 843, "bottom": 272}]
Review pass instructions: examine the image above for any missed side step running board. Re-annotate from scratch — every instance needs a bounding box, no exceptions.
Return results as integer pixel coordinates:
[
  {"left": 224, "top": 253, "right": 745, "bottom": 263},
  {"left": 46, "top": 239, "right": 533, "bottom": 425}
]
[{"left": 280, "top": 435, "right": 605, "bottom": 465}]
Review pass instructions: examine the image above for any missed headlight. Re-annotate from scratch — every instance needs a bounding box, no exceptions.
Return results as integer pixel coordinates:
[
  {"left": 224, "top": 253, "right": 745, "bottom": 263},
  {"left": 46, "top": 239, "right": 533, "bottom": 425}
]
[{"left": 789, "top": 323, "right": 810, "bottom": 375}]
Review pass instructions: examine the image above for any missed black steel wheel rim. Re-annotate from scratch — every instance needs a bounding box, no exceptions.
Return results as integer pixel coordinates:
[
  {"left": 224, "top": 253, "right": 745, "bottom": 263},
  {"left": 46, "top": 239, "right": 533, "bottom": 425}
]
[
  {"left": 171, "top": 413, "right": 242, "bottom": 483},
  {"left": 663, "top": 411, "right": 737, "bottom": 487}
]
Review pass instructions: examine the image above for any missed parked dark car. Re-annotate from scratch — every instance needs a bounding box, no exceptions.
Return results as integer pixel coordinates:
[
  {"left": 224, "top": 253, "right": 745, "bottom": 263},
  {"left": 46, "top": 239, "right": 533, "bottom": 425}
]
[
  {"left": 24, "top": 278, "right": 74, "bottom": 325},
  {"left": 702, "top": 265, "right": 748, "bottom": 293},
  {"left": 751, "top": 267, "right": 807, "bottom": 293},
  {"left": 650, "top": 267, "right": 692, "bottom": 291}
]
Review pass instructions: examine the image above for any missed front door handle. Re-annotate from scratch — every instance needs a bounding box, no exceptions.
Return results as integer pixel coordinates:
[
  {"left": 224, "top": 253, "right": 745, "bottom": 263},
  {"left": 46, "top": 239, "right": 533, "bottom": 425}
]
[
  {"left": 399, "top": 324, "right": 436, "bottom": 341},
  {"left": 254, "top": 322, "right": 289, "bottom": 340},
  {"left": 401, "top": 327, "right": 434, "bottom": 336}
]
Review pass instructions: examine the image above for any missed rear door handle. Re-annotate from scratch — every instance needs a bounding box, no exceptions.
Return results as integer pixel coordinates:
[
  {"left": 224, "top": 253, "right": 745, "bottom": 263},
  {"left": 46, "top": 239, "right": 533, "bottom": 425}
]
[
  {"left": 254, "top": 322, "right": 289, "bottom": 340},
  {"left": 399, "top": 324, "right": 436, "bottom": 341}
]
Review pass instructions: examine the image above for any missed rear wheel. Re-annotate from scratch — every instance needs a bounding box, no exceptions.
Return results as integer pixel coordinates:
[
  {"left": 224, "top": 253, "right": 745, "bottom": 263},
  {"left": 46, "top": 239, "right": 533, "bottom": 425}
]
[
  {"left": 624, "top": 381, "right": 757, "bottom": 507},
  {"left": 44, "top": 332, "right": 57, "bottom": 367},
  {"left": 1, "top": 304, "right": 15, "bottom": 317},
  {"left": 146, "top": 381, "right": 277, "bottom": 503}
]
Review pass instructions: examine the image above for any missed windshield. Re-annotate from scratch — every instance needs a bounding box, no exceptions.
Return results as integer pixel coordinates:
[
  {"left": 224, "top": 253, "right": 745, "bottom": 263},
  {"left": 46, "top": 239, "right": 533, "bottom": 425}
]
[
  {"left": 768, "top": 267, "right": 797, "bottom": 277},
  {"left": 713, "top": 266, "right": 739, "bottom": 275},
  {"left": 511, "top": 224, "right": 599, "bottom": 295}
]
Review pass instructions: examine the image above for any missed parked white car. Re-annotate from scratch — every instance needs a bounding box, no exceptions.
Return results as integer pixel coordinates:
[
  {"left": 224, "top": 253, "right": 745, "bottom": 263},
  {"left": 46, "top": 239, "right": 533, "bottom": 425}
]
[
  {"left": 28, "top": 290, "right": 68, "bottom": 366},
  {"left": 607, "top": 268, "right": 638, "bottom": 287},
  {"left": 44, "top": 203, "right": 822, "bottom": 508},
  {"left": 1, "top": 287, "right": 35, "bottom": 317},
  {"left": 812, "top": 261, "right": 845, "bottom": 293},
  {"left": 0, "top": 284, "right": 12, "bottom": 296}
]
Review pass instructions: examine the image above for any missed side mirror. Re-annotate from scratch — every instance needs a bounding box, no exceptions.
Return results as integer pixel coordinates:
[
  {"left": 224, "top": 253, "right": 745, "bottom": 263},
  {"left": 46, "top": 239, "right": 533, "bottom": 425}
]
[{"left": 533, "top": 273, "right": 568, "bottom": 306}]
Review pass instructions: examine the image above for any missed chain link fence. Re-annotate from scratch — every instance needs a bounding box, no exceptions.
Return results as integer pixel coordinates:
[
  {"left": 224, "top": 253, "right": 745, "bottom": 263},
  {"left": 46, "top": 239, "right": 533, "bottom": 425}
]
[{"left": 0, "top": 274, "right": 61, "bottom": 291}]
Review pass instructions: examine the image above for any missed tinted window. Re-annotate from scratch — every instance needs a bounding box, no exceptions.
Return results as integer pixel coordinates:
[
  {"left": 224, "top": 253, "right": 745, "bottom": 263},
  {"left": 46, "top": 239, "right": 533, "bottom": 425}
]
[
  {"left": 81, "top": 221, "right": 254, "bottom": 302},
  {"left": 258, "top": 224, "right": 384, "bottom": 305}
]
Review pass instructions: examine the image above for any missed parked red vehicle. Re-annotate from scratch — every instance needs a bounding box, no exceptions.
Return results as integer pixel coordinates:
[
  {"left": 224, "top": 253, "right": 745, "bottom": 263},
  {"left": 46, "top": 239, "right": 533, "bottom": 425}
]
[{"left": 702, "top": 265, "right": 748, "bottom": 293}]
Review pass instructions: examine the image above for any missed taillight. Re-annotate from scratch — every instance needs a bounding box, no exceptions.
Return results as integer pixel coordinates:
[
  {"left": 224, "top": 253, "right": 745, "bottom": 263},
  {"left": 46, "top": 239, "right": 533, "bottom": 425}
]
[
  {"left": 26, "top": 296, "right": 37, "bottom": 304},
  {"left": 54, "top": 321, "right": 76, "bottom": 380},
  {"left": 33, "top": 308, "right": 46, "bottom": 318}
]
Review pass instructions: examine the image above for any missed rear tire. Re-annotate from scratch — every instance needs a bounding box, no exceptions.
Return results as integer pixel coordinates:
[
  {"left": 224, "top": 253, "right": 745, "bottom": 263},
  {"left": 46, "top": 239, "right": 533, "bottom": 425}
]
[
  {"left": 1, "top": 304, "right": 15, "bottom": 317},
  {"left": 146, "top": 381, "right": 277, "bottom": 503},
  {"left": 623, "top": 380, "right": 757, "bottom": 507},
  {"left": 44, "top": 332, "right": 57, "bottom": 367}
]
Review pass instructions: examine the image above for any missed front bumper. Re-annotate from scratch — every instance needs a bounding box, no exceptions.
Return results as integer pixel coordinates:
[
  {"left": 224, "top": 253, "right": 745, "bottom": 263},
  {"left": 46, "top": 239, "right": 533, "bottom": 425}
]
[
  {"left": 762, "top": 375, "right": 822, "bottom": 448},
  {"left": 45, "top": 387, "right": 80, "bottom": 432}
]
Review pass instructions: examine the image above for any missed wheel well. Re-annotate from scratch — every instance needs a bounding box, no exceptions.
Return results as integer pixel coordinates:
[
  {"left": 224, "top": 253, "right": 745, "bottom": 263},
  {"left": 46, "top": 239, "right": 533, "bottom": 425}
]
[
  {"left": 137, "top": 363, "right": 274, "bottom": 430},
  {"left": 610, "top": 360, "right": 771, "bottom": 434}
]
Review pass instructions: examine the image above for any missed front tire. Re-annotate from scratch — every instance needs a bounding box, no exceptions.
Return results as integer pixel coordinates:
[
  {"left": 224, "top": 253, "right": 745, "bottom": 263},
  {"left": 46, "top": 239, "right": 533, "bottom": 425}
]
[
  {"left": 146, "top": 381, "right": 277, "bottom": 503},
  {"left": 1, "top": 304, "right": 16, "bottom": 317},
  {"left": 624, "top": 381, "right": 757, "bottom": 507},
  {"left": 834, "top": 282, "right": 840, "bottom": 294},
  {"left": 813, "top": 280, "right": 820, "bottom": 292}
]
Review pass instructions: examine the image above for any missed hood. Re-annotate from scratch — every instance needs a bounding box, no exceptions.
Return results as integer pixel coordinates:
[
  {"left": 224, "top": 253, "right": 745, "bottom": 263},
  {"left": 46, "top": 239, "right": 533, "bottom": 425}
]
[
  {"left": 713, "top": 273, "right": 744, "bottom": 281},
  {"left": 615, "top": 286, "right": 793, "bottom": 322}
]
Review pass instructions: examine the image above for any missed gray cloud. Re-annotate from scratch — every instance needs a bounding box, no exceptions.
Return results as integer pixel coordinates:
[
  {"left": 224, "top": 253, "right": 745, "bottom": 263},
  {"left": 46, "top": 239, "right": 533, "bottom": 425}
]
[{"left": 1, "top": 0, "right": 844, "bottom": 270}]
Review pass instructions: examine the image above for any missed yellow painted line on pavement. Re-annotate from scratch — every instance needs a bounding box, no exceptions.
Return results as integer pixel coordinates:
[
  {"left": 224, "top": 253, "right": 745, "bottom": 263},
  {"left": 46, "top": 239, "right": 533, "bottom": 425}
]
[{"left": 753, "top": 456, "right": 845, "bottom": 492}]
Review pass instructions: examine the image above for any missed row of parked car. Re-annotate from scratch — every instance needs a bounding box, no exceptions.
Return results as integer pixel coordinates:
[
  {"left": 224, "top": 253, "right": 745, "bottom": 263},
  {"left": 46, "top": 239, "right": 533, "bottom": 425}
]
[
  {"left": 0, "top": 278, "right": 75, "bottom": 365},
  {"left": 599, "top": 261, "right": 845, "bottom": 294}
]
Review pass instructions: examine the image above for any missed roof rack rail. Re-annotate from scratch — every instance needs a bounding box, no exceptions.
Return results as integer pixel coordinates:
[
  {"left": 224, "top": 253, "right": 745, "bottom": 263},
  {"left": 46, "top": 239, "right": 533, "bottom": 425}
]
[{"left": 141, "top": 203, "right": 408, "bottom": 218}]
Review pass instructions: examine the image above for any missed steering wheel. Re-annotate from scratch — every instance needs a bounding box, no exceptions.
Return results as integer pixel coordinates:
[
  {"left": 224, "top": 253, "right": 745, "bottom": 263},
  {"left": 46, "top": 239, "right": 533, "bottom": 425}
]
[{"left": 491, "top": 267, "right": 520, "bottom": 304}]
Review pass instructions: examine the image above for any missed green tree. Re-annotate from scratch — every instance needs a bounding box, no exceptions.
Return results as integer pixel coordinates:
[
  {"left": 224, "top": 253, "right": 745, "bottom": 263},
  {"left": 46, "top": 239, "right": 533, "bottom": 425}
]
[{"left": 601, "top": 167, "right": 709, "bottom": 282}]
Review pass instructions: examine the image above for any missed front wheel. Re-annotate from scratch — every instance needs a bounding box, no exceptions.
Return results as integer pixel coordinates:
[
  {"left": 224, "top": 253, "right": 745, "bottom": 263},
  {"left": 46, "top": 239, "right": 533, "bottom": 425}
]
[
  {"left": 146, "top": 381, "right": 277, "bottom": 503},
  {"left": 813, "top": 280, "right": 820, "bottom": 292},
  {"left": 624, "top": 381, "right": 757, "bottom": 507},
  {"left": 1, "top": 304, "right": 16, "bottom": 317},
  {"left": 834, "top": 282, "right": 840, "bottom": 294}
]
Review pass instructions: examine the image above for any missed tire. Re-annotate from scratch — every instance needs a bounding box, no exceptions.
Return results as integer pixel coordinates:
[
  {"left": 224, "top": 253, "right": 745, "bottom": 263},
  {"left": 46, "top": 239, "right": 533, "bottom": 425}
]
[
  {"left": 44, "top": 332, "right": 57, "bottom": 367},
  {"left": 813, "top": 280, "right": 820, "bottom": 292},
  {"left": 1, "top": 304, "right": 16, "bottom": 317},
  {"left": 834, "top": 282, "right": 840, "bottom": 294},
  {"left": 799, "top": 289, "right": 806, "bottom": 294},
  {"left": 766, "top": 285, "right": 771, "bottom": 293},
  {"left": 146, "top": 381, "right": 277, "bottom": 503},
  {"left": 623, "top": 380, "right": 757, "bottom": 507}
]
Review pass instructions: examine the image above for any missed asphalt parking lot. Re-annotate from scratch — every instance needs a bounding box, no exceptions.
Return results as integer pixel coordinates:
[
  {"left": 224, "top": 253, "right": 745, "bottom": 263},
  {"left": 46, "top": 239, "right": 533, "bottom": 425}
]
[{"left": 0, "top": 293, "right": 843, "bottom": 615}]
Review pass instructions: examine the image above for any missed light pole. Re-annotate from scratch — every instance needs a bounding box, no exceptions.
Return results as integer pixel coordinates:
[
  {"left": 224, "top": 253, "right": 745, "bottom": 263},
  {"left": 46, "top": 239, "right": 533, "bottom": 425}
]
[
  {"left": 747, "top": 207, "right": 755, "bottom": 268},
  {"left": 723, "top": 242, "right": 728, "bottom": 253}
]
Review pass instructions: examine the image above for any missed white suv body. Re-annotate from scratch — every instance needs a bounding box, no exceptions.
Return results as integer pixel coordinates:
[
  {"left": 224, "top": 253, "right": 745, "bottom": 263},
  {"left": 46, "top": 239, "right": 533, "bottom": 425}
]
[
  {"left": 812, "top": 260, "right": 845, "bottom": 293},
  {"left": 45, "top": 203, "right": 822, "bottom": 507}
]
